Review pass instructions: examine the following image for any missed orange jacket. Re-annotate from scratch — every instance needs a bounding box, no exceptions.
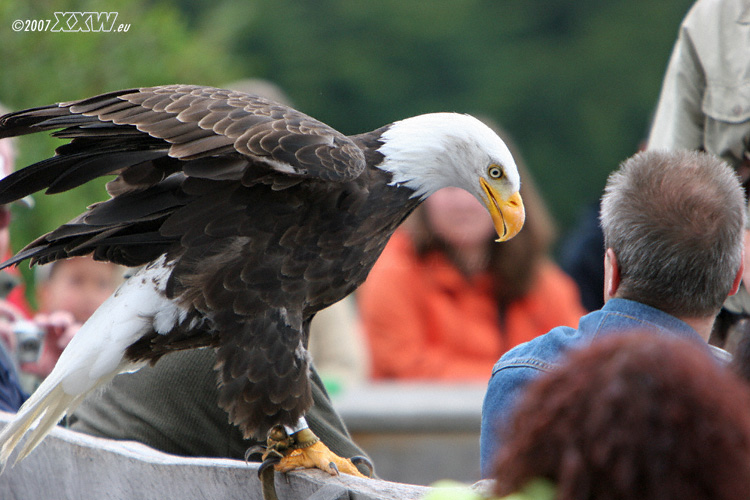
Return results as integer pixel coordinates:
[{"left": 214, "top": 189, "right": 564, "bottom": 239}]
[{"left": 358, "top": 231, "right": 586, "bottom": 381}]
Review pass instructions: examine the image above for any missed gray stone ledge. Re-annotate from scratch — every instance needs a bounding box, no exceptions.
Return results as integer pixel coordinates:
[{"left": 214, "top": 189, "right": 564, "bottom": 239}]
[{"left": 0, "top": 412, "right": 430, "bottom": 500}]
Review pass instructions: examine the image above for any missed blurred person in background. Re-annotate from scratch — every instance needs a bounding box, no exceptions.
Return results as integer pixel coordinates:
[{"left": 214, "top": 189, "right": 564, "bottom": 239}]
[
  {"left": 358, "top": 125, "right": 584, "bottom": 381},
  {"left": 647, "top": 0, "right": 750, "bottom": 178}
]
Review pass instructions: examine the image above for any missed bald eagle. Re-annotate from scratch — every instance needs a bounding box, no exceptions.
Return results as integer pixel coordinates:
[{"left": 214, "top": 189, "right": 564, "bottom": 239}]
[{"left": 0, "top": 85, "right": 524, "bottom": 476}]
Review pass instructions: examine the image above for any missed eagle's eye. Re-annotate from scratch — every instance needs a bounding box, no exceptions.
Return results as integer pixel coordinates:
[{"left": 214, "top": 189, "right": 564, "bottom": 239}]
[{"left": 488, "top": 165, "right": 504, "bottom": 180}]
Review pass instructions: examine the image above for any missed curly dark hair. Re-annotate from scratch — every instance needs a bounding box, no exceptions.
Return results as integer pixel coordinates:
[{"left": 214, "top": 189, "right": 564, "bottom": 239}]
[{"left": 493, "top": 333, "right": 750, "bottom": 500}]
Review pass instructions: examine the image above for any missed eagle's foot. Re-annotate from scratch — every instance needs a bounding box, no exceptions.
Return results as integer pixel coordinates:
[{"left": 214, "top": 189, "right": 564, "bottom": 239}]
[{"left": 260, "top": 425, "right": 370, "bottom": 478}]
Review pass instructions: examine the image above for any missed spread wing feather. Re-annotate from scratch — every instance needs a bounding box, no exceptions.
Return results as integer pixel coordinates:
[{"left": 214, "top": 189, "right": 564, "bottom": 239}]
[
  {"left": 0, "top": 85, "right": 365, "bottom": 187},
  {"left": 0, "top": 85, "right": 365, "bottom": 205}
]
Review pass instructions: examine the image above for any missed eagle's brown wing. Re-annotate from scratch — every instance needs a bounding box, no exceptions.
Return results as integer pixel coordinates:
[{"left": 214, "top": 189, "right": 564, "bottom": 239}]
[
  {"left": 0, "top": 84, "right": 368, "bottom": 268},
  {"left": 0, "top": 84, "right": 365, "bottom": 197}
]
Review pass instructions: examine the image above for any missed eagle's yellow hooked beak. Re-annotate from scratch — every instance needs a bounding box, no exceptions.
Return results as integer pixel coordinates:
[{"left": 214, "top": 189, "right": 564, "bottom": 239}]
[{"left": 480, "top": 178, "right": 525, "bottom": 242}]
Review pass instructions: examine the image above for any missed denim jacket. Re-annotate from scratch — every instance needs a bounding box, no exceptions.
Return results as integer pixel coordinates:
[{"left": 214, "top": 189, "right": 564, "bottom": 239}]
[{"left": 479, "top": 297, "right": 715, "bottom": 477}]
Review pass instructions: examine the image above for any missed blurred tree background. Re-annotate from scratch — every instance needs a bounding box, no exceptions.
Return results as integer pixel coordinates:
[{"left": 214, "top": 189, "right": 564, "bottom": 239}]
[{"left": 1, "top": 0, "right": 693, "bottom": 294}]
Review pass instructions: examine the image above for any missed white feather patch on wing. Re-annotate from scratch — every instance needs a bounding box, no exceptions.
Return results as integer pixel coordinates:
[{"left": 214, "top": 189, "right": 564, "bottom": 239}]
[
  {"left": 59, "top": 256, "right": 179, "bottom": 393},
  {"left": 0, "top": 255, "right": 186, "bottom": 467}
]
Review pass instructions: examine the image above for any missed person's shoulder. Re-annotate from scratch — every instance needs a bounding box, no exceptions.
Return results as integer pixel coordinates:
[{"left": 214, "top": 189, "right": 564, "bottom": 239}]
[
  {"left": 491, "top": 323, "right": 580, "bottom": 376},
  {"left": 687, "top": 0, "right": 741, "bottom": 19},
  {"left": 682, "top": 0, "right": 741, "bottom": 34}
]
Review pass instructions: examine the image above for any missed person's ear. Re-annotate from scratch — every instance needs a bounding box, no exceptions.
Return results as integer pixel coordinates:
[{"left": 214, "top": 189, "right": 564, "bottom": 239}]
[
  {"left": 603, "top": 248, "right": 620, "bottom": 302},
  {"left": 730, "top": 259, "right": 744, "bottom": 296}
]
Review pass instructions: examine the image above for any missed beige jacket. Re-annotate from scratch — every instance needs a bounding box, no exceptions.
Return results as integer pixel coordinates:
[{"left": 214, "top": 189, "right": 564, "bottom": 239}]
[{"left": 648, "top": 0, "right": 750, "bottom": 170}]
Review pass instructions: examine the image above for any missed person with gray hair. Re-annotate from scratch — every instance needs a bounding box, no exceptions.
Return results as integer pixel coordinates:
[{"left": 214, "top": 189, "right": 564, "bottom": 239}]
[{"left": 480, "top": 149, "right": 746, "bottom": 478}]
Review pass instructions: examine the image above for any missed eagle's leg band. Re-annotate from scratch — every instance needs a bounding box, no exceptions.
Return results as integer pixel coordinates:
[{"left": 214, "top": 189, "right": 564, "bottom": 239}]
[
  {"left": 288, "top": 428, "right": 320, "bottom": 450},
  {"left": 284, "top": 417, "right": 309, "bottom": 434}
]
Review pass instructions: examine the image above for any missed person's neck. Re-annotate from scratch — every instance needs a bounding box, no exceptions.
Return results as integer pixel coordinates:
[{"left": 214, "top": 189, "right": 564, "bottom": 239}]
[
  {"left": 677, "top": 315, "right": 716, "bottom": 343},
  {"left": 605, "top": 295, "right": 716, "bottom": 342},
  {"left": 452, "top": 245, "right": 489, "bottom": 277}
]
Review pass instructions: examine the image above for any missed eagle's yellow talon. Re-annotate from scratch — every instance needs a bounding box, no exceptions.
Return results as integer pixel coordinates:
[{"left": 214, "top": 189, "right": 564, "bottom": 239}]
[
  {"left": 273, "top": 440, "right": 366, "bottom": 477},
  {"left": 257, "top": 425, "right": 368, "bottom": 478}
]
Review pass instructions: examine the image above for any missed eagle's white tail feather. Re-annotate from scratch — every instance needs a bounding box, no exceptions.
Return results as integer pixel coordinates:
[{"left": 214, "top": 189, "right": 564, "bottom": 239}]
[
  {"left": 0, "top": 382, "right": 75, "bottom": 465},
  {"left": 15, "top": 393, "right": 75, "bottom": 462},
  {"left": 0, "top": 385, "right": 64, "bottom": 466},
  {"left": 0, "top": 257, "right": 179, "bottom": 468}
]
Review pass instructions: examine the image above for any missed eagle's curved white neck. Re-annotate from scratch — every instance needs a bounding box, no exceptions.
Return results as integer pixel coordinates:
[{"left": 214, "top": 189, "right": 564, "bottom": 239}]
[{"left": 374, "top": 113, "right": 517, "bottom": 200}]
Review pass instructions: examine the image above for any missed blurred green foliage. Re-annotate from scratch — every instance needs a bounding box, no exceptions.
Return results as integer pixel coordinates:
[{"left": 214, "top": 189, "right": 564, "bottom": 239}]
[{"left": 1, "top": 0, "right": 694, "bottom": 297}]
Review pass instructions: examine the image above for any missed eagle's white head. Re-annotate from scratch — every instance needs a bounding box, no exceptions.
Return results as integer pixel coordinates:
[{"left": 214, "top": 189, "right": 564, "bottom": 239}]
[{"left": 376, "top": 112, "right": 525, "bottom": 242}]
